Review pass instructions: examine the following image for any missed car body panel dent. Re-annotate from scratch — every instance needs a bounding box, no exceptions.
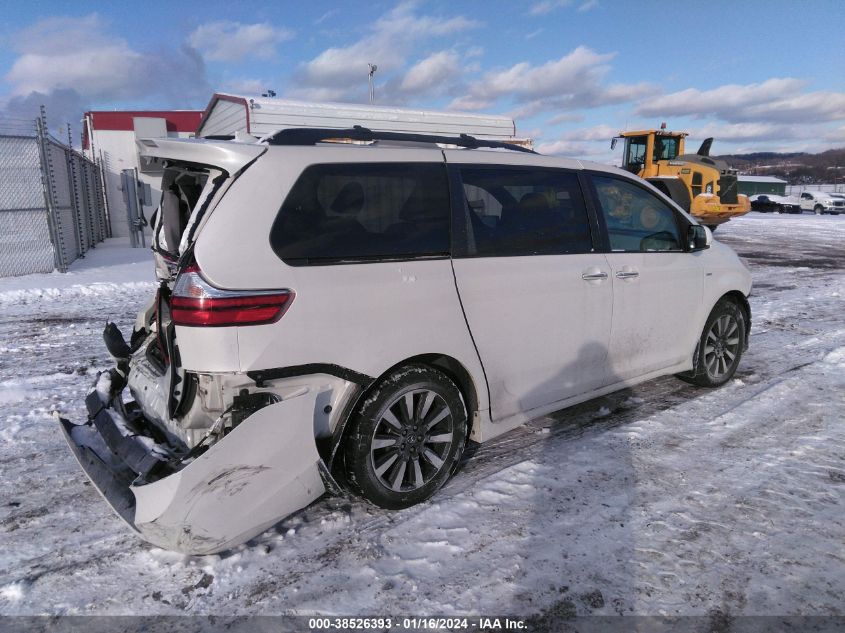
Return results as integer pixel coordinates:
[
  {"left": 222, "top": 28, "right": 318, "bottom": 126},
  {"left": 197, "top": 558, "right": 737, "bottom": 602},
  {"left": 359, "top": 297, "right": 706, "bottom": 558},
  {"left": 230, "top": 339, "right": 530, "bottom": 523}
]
[{"left": 63, "top": 389, "right": 326, "bottom": 555}]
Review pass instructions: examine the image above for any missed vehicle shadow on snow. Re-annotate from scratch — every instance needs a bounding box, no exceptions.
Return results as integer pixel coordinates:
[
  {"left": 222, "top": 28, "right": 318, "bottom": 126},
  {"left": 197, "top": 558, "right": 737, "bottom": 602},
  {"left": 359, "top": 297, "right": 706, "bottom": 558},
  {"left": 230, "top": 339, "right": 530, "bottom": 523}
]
[
  {"left": 471, "top": 340, "right": 730, "bottom": 622},
  {"left": 487, "top": 341, "right": 640, "bottom": 621}
]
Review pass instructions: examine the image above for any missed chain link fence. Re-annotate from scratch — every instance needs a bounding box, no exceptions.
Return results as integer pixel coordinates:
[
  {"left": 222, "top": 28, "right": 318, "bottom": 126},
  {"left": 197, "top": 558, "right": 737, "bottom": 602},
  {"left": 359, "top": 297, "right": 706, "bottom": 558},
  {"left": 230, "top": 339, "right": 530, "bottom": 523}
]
[{"left": 0, "top": 109, "right": 110, "bottom": 277}]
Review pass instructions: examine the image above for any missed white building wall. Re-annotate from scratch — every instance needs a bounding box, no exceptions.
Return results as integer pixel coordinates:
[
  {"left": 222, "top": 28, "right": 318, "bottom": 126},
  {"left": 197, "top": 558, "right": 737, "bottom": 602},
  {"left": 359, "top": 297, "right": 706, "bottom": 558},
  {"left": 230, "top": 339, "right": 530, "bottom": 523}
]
[
  {"left": 248, "top": 102, "right": 516, "bottom": 138},
  {"left": 199, "top": 94, "right": 520, "bottom": 141},
  {"left": 200, "top": 100, "right": 249, "bottom": 137},
  {"left": 88, "top": 129, "right": 194, "bottom": 239}
]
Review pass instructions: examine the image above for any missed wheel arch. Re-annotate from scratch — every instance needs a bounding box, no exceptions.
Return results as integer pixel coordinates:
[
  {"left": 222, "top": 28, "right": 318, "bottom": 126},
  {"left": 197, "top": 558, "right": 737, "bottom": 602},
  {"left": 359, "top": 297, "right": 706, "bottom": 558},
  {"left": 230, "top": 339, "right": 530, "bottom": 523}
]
[
  {"left": 326, "top": 353, "right": 480, "bottom": 482},
  {"left": 682, "top": 290, "right": 751, "bottom": 385},
  {"left": 722, "top": 290, "right": 751, "bottom": 350}
]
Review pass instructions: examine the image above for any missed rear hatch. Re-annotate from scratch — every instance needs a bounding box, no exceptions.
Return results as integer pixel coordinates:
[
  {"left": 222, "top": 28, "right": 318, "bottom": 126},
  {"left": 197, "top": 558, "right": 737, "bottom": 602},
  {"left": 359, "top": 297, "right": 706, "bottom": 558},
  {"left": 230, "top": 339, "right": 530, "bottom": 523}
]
[
  {"left": 138, "top": 138, "right": 266, "bottom": 282},
  {"left": 130, "top": 138, "right": 266, "bottom": 435}
]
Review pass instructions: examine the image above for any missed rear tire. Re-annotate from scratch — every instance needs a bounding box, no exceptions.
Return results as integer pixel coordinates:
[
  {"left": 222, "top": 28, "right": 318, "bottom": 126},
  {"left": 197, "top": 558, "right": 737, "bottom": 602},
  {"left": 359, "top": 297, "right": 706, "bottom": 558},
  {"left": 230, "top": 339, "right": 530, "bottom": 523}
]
[
  {"left": 344, "top": 365, "right": 468, "bottom": 510},
  {"left": 677, "top": 299, "right": 746, "bottom": 388}
]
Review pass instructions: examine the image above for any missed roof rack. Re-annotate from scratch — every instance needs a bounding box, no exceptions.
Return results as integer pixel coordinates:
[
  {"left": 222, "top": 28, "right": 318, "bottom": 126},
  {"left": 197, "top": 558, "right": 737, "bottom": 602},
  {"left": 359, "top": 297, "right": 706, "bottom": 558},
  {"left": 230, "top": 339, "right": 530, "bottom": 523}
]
[{"left": 263, "top": 125, "right": 536, "bottom": 154}]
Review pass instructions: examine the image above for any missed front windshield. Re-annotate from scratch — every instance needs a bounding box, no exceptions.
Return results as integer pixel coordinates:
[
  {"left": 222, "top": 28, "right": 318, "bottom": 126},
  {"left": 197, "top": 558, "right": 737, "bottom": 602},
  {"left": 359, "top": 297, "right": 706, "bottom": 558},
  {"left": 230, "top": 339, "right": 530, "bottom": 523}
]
[{"left": 653, "top": 136, "right": 681, "bottom": 161}]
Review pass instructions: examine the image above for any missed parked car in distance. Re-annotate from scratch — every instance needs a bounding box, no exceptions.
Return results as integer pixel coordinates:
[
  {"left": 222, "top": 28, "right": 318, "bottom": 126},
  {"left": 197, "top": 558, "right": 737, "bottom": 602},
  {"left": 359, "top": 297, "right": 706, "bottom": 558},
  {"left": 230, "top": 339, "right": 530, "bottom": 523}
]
[
  {"left": 748, "top": 194, "right": 801, "bottom": 214},
  {"left": 59, "top": 127, "right": 753, "bottom": 554},
  {"left": 798, "top": 190, "right": 843, "bottom": 215}
]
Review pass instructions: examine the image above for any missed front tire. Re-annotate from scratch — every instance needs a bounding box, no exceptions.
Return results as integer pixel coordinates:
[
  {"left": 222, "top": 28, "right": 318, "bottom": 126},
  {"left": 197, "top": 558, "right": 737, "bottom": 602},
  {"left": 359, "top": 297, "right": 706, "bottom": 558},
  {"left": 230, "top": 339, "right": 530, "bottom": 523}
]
[
  {"left": 344, "top": 365, "right": 468, "bottom": 510},
  {"left": 678, "top": 299, "right": 746, "bottom": 388},
  {"left": 814, "top": 205, "right": 823, "bottom": 215}
]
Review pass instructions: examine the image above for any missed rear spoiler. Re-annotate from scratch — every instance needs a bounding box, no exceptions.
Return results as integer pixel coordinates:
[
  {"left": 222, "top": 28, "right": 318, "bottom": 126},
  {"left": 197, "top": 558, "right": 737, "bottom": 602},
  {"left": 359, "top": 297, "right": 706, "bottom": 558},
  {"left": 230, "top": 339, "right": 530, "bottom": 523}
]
[{"left": 136, "top": 137, "right": 266, "bottom": 175}]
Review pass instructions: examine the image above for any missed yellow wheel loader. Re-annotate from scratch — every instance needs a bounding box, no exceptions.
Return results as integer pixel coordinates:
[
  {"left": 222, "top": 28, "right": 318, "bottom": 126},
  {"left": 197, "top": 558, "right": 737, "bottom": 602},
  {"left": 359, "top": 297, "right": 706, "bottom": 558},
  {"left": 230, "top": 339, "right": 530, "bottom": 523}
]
[{"left": 611, "top": 127, "right": 750, "bottom": 229}]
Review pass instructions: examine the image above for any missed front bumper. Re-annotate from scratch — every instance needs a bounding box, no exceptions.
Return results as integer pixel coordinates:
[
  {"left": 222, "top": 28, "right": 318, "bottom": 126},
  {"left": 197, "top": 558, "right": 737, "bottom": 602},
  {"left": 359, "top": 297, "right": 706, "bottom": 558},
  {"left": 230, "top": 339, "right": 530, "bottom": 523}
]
[{"left": 60, "top": 380, "right": 327, "bottom": 555}]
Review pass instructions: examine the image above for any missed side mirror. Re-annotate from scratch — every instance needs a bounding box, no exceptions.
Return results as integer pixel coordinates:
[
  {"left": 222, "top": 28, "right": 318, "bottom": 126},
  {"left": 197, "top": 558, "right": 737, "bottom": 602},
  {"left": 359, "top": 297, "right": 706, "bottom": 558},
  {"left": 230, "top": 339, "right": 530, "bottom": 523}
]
[
  {"left": 687, "top": 225, "right": 711, "bottom": 251},
  {"left": 610, "top": 137, "right": 618, "bottom": 150}
]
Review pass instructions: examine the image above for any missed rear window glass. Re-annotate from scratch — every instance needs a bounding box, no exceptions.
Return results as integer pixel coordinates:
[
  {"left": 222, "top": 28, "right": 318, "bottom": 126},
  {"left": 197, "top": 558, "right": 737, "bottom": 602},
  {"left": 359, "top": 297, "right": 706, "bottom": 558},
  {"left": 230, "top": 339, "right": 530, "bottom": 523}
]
[{"left": 270, "top": 163, "right": 450, "bottom": 264}]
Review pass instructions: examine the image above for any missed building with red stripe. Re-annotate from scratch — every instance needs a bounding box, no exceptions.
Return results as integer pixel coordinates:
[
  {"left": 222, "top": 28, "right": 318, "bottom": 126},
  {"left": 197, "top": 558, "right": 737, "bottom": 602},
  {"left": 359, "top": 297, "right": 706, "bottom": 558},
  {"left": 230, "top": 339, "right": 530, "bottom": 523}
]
[{"left": 82, "top": 110, "right": 202, "bottom": 239}]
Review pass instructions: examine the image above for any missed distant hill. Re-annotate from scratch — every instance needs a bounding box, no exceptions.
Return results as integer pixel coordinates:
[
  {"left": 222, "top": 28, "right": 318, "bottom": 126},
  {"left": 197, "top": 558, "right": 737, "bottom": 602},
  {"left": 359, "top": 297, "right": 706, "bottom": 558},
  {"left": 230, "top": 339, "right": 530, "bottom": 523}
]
[{"left": 715, "top": 148, "right": 845, "bottom": 185}]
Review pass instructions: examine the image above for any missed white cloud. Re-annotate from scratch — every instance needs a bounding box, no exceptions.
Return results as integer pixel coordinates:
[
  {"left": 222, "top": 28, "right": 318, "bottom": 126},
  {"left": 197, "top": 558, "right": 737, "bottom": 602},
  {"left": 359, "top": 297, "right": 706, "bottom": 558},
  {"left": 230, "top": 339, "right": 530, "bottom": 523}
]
[
  {"left": 315, "top": 10, "right": 339, "bottom": 25},
  {"left": 824, "top": 126, "right": 845, "bottom": 143},
  {"left": 535, "top": 138, "right": 613, "bottom": 158},
  {"left": 6, "top": 15, "right": 144, "bottom": 98},
  {"left": 188, "top": 21, "right": 293, "bottom": 62},
  {"left": 291, "top": 2, "right": 479, "bottom": 101},
  {"left": 460, "top": 47, "right": 614, "bottom": 103},
  {"left": 561, "top": 124, "right": 618, "bottom": 141},
  {"left": 221, "top": 78, "right": 272, "bottom": 95},
  {"left": 636, "top": 78, "right": 845, "bottom": 124},
  {"left": 546, "top": 112, "right": 585, "bottom": 125},
  {"left": 2, "top": 14, "right": 209, "bottom": 130},
  {"left": 451, "top": 46, "right": 652, "bottom": 117},
  {"left": 686, "top": 122, "right": 792, "bottom": 142},
  {"left": 577, "top": 0, "right": 600, "bottom": 12},
  {"left": 529, "top": 0, "right": 571, "bottom": 16},
  {"left": 534, "top": 124, "right": 619, "bottom": 158},
  {"left": 448, "top": 95, "right": 497, "bottom": 111},
  {"left": 534, "top": 139, "right": 587, "bottom": 155},
  {"left": 399, "top": 51, "right": 462, "bottom": 96}
]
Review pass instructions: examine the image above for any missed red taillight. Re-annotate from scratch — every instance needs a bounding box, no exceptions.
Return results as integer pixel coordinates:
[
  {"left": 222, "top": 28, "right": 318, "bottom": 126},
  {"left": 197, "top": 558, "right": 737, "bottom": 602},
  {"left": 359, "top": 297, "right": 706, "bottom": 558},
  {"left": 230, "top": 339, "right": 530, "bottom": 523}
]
[{"left": 171, "top": 263, "right": 294, "bottom": 327}]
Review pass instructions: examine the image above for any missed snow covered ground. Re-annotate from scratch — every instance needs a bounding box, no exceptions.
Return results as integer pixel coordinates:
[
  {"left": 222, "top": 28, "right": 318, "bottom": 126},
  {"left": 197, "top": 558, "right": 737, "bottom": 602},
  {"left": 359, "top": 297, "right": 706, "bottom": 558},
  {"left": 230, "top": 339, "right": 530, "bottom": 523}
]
[{"left": 0, "top": 216, "right": 843, "bottom": 619}]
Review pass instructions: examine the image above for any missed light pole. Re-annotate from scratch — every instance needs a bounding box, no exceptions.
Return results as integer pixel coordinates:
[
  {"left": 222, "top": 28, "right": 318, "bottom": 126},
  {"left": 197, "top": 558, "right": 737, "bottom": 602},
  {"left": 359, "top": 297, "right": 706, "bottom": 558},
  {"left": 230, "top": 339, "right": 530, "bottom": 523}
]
[{"left": 368, "top": 63, "right": 378, "bottom": 104}]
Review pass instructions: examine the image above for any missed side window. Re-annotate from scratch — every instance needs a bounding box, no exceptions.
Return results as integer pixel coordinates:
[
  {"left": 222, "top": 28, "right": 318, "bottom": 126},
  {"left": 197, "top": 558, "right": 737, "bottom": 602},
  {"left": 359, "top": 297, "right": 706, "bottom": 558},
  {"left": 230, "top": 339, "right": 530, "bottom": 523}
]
[
  {"left": 623, "top": 136, "right": 648, "bottom": 173},
  {"left": 591, "top": 176, "right": 684, "bottom": 252},
  {"left": 801, "top": 193, "right": 811, "bottom": 200},
  {"left": 691, "top": 172, "right": 703, "bottom": 197},
  {"left": 270, "top": 163, "right": 450, "bottom": 264},
  {"left": 457, "top": 167, "right": 592, "bottom": 257}
]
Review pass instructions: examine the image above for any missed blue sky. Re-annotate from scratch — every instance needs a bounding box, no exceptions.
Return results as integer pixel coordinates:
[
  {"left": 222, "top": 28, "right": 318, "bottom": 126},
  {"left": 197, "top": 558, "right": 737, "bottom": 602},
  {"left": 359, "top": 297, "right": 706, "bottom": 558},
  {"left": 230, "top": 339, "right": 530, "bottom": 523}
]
[{"left": 1, "top": 0, "right": 843, "bottom": 160}]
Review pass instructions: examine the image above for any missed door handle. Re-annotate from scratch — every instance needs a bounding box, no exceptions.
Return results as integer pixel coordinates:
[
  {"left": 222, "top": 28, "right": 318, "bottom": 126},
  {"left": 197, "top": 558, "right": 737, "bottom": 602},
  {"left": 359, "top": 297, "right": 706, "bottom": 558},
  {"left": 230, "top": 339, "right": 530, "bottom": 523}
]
[
  {"left": 615, "top": 270, "right": 640, "bottom": 279},
  {"left": 581, "top": 271, "right": 609, "bottom": 281}
]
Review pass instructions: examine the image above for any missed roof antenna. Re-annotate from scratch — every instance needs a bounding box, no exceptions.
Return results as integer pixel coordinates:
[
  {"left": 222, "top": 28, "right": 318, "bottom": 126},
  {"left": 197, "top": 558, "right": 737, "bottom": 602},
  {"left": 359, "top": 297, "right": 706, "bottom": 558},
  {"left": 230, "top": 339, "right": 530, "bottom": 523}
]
[{"left": 368, "top": 63, "right": 378, "bottom": 104}]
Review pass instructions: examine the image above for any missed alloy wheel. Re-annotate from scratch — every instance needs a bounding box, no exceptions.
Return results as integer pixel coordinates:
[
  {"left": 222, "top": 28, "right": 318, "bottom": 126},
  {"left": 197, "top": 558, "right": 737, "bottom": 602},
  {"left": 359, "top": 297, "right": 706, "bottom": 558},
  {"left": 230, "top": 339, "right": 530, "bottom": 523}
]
[
  {"left": 369, "top": 388, "right": 454, "bottom": 493},
  {"left": 703, "top": 314, "right": 741, "bottom": 380}
]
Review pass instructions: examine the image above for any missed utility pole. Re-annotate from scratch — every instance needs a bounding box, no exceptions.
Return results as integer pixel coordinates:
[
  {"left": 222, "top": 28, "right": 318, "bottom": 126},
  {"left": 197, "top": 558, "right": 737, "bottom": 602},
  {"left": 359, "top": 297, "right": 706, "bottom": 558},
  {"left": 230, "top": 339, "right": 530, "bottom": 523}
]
[{"left": 368, "top": 63, "right": 378, "bottom": 104}]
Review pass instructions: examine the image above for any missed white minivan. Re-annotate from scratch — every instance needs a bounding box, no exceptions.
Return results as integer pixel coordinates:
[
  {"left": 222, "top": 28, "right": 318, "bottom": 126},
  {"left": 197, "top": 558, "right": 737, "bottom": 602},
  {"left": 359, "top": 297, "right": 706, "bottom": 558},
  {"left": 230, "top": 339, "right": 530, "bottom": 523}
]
[{"left": 60, "top": 128, "right": 752, "bottom": 554}]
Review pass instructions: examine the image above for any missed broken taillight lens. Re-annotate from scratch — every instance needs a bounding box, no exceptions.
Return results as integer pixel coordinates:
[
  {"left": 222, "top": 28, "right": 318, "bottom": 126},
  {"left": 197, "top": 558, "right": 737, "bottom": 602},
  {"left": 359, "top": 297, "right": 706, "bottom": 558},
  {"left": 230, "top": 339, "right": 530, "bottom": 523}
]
[{"left": 171, "top": 263, "right": 294, "bottom": 327}]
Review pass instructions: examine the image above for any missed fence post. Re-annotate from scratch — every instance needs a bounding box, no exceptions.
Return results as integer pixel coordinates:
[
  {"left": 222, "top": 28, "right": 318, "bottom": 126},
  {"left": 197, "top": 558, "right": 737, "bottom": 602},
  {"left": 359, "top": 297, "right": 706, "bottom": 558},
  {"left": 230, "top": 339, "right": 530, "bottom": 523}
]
[
  {"left": 64, "top": 125, "right": 87, "bottom": 258},
  {"left": 85, "top": 163, "right": 101, "bottom": 243},
  {"left": 97, "top": 150, "right": 113, "bottom": 238},
  {"left": 35, "top": 107, "right": 67, "bottom": 272}
]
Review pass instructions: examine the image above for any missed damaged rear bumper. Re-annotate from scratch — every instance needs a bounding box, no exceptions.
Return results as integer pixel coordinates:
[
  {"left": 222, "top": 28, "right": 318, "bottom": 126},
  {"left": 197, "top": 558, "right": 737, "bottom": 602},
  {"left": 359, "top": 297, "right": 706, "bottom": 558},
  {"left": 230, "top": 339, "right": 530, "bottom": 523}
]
[{"left": 59, "top": 382, "right": 328, "bottom": 555}]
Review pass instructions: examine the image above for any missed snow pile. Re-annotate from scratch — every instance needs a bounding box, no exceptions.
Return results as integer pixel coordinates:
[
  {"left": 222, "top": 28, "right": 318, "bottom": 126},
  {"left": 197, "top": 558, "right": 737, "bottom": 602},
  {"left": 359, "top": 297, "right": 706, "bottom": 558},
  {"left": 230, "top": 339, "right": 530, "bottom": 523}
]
[
  {"left": 0, "top": 582, "right": 26, "bottom": 604},
  {"left": 0, "top": 238, "right": 155, "bottom": 306},
  {"left": 823, "top": 347, "right": 845, "bottom": 366}
]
